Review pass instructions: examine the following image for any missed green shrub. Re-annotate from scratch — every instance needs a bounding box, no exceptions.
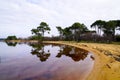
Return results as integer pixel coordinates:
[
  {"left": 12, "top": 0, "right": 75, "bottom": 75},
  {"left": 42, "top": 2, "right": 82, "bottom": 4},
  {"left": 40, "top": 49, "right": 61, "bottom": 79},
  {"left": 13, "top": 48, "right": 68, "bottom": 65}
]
[{"left": 6, "top": 36, "right": 17, "bottom": 40}]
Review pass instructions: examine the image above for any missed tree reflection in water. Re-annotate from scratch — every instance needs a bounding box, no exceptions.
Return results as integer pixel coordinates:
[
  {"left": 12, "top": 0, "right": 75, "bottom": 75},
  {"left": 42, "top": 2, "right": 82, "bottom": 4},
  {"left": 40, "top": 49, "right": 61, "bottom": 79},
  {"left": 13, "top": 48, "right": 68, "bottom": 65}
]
[
  {"left": 29, "top": 43, "right": 89, "bottom": 62},
  {"left": 5, "top": 41, "right": 17, "bottom": 47},
  {"left": 56, "top": 45, "right": 88, "bottom": 61},
  {"left": 29, "top": 43, "right": 50, "bottom": 62},
  {"left": 1, "top": 42, "right": 94, "bottom": 80}
]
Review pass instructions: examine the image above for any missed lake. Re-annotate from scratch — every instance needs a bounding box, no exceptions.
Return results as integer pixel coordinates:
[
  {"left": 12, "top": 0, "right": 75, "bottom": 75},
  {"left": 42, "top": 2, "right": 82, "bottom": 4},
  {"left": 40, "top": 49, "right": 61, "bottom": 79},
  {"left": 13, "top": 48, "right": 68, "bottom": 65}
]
[{"left": 0, "top": 42, "right": 94, "bottom": 80}]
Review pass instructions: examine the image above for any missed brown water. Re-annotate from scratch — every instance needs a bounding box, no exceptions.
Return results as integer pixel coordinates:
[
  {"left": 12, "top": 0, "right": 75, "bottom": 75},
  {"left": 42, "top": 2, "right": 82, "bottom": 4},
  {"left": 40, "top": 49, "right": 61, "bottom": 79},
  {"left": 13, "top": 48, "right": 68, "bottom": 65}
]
[{"left": 0, "top": 42, "right": 94, "bottom": 80}]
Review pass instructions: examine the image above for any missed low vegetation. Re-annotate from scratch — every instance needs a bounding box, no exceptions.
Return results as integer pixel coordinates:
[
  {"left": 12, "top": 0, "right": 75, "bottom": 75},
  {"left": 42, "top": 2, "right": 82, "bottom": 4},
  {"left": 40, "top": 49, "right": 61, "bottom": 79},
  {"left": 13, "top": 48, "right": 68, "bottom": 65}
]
[{"left": 5, "top": 35, "right": 17, "bottom": 40}]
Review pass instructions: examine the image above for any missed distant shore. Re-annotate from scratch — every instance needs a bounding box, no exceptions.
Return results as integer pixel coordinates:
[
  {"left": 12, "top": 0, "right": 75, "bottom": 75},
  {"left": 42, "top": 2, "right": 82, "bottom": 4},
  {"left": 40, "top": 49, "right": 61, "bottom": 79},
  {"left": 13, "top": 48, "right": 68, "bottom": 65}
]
[{"left": 3, "top": 40, "right": 120, "bottom": 80}]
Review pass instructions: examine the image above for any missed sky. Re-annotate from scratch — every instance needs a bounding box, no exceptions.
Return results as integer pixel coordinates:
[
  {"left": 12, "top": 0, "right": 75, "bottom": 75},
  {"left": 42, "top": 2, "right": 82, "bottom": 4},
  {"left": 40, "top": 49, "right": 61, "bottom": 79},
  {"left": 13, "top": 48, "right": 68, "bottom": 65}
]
[{"left": 0, "top": 0, "right": 120, "bottom": 38}]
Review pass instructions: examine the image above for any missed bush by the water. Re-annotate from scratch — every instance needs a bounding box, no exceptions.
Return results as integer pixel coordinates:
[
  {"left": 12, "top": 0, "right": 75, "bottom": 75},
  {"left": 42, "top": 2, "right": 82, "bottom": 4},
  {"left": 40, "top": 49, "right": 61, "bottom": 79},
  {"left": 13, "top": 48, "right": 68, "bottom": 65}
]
[{"left": 6, "top": 36, "right": 17, "bottom": 40}]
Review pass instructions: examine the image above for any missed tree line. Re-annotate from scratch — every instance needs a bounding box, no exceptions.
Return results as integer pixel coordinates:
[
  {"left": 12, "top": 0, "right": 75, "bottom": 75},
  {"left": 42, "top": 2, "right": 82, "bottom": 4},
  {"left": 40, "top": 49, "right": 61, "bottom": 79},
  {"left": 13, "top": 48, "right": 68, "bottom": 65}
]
[
  {"left": 5, "top": 20, "right": 120, "bottom": 43},
  {"left": 56, "top": 22, "right": 88, "bottom": 41},
  {"left": 91, "top": 20, "right": 120, "bottom": 42},
  {"left": 30, "top": 20, "right": 120, "bottom": 42}
]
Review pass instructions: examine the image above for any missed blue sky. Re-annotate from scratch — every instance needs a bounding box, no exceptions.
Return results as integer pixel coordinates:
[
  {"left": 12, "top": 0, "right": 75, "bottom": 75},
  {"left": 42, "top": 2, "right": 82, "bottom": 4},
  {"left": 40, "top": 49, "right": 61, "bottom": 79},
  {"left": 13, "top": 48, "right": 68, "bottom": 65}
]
[{"left": 0, "top": 0, "right": 120, "bottom": 38}]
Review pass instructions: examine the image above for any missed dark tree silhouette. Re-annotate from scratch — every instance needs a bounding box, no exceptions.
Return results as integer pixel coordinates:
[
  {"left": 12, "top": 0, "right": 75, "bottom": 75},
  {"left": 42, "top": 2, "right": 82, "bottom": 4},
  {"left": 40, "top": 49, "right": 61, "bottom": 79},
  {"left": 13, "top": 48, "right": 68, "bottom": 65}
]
[
  {"left": 91, "top": 20, "right": 106, "bottom": 36},
  {"left": 56, "top": 22, "right": 88, "bottom": 41},
  {"left": 31, "top": 22, "right": 51, "bottom": 42},
  {"left": 37, "top": 22, "right": 51, "bottom": 37},
  {"left": 56, "top": 26, "right": 64, "bottom": 40}
]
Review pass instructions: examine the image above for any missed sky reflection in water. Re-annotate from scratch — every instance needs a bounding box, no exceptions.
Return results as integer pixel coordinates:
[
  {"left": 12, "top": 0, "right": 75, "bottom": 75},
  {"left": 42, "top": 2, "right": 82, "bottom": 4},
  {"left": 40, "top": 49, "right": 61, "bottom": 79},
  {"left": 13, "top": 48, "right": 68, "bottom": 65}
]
[{"left": 0, "top": 42, "right": 94, "bottom": 80}]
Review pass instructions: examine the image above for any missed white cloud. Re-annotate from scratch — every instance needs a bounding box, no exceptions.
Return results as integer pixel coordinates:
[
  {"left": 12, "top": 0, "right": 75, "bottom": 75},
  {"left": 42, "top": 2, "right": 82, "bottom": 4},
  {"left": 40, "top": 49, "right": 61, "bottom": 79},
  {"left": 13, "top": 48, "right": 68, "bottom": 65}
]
[{"left": 0, "top": 0, "right": 120, "bottom": 38}]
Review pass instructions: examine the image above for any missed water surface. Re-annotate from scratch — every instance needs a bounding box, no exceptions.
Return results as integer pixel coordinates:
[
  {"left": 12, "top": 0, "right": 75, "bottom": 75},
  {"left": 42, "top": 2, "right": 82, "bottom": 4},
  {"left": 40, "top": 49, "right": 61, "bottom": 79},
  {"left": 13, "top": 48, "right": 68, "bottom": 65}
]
[{"left": 0, "top": 42, "right": 94, "bottom": 80}]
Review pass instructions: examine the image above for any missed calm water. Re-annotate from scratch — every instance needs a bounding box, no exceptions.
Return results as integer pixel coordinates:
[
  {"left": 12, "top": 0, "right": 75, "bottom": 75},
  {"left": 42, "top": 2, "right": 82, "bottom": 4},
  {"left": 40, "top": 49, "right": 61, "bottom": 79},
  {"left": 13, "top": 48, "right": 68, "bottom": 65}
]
[{"left": 0, "top": 42, "right": 94, "bottom": 80}]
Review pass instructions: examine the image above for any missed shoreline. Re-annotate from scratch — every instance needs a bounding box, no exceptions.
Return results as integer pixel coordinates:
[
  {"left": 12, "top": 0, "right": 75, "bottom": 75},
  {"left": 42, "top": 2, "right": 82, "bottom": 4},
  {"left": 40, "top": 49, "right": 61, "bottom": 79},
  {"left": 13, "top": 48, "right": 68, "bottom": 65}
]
[
  {"left": 3, "top": 40, "right": 120, "bottom": 80},
  {"left": 44, "top": 41, "right": 120, "bottom": 80}
]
